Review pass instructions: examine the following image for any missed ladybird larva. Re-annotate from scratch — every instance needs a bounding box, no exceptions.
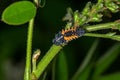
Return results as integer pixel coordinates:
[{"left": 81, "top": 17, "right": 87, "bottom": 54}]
[{"left": 53, "top": 27, "right": 85, "bottom": 45}]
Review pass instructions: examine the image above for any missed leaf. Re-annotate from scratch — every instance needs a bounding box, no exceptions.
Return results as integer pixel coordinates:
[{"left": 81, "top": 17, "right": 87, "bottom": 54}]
[
  {"left": 93, "top": 43, "right": 120, "bottom": 77},
  {"left": 71, "top": 39, "right": 99, "bottom": 80},
  {"left": 77, "top": 63, "right": 93, "bottom": 80},
  {"left": 105, "top": 32, "right": 116, "bottom": 36},
  {"left": 97, "top": 72, "right": 120, "bottom": 80},
  {"left": 1, "top": 1, "right": 36, "bottom": 25},
  {"left": 42, "top": 72, "right": 47, "bottom": 80},
  {"left": 55, "top": 51, "right": 68, "bottom": 80}
]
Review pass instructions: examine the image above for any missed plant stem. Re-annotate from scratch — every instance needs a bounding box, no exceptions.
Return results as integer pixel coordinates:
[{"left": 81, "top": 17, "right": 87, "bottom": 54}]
[
  {"left": 34, "top": 45, "right": 62, "bottom": 79},
  {"left": 84, "top": 33, "right": 120, "bottom": 41},
  {"left": 33, "top": 21, "right": 120, "bottom": 79},
  {"left": 32, "top": 49, "right": 41, "bottom": 73},
  {"left": 85, "top": 21, "right": 119, "bottom": 32},
  {"left": 33, "top": 20, "right": 120, "bottom": 79},
  {"left": 24, "top": 18, "right": 34, "bottom": 80}
]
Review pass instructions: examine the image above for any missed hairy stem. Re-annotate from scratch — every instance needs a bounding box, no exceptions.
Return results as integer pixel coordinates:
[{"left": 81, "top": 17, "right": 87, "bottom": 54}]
[
  {"left": 34, "top": 45, "right": 62, "bottom": 79},
  {"left": 85, "top": 21, "right": 120, "bottom": 32},
  {"left": 84, "top": 33, "right": 120, "bottom": 41},
  {"left": 24, "top": 18, "right": 34, "bottom": 80}
]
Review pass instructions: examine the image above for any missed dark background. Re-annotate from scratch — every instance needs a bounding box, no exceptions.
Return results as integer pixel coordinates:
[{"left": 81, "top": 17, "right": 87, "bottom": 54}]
[{"left": 0, "top": 0, "right": 120, "bottom": 80}]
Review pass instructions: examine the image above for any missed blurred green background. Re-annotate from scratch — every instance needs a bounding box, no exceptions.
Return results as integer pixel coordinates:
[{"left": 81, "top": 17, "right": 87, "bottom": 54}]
[{"left": 0, "top": 0, "right": 120, "bottom": 80}]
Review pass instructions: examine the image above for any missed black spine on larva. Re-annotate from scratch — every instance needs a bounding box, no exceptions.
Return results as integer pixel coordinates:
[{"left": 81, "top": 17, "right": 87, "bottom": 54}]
[
  {"left": 52, "top": 31, "right": 67, "bottom": 45},
  {"left": 75, "top": 27, "right": 85, "bottom": 37},
  {"left": 64, "top": 30, "right": 76, "bottom": 37}
]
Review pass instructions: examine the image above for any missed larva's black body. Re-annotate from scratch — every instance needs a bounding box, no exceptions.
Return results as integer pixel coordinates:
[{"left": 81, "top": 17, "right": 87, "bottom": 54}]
[{"left": 53, "top": 27, "right": 85, "bottom": 45}]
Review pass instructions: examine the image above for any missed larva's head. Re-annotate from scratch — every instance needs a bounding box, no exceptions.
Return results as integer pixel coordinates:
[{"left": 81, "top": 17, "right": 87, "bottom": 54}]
[{"left": 52, "top": 31, "right": 67, "bottom": 45}]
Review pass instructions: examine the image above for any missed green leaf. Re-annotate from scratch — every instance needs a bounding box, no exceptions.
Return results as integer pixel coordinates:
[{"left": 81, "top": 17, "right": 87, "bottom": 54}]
[
  {"left": 97, "top": 72, "right": 120, "bottom": 80},
  {"left": 93, "top": 43, "right": 120, "bottom": 78},
  {"left": 42, "top": 72, "right": 47, "bottom": 80},
  {"left": 1, "top": 1, "right": 36, "bottom": 25},
  {"left": 71, "top": 40, "right": 99, "bottom": 80},
  {"left": 105, "top": 32, "right": 116, "bottom": 36},
  {"left": 55, "top": 51, "right": 68, "bottom": 80},
  {"left": 77, "top": 63, "right": 93, "bottom": 80}
]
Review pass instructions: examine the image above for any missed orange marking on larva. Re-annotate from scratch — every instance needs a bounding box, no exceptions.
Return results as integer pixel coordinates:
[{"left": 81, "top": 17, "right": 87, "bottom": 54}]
[
  {"left": 61, "top": 29, "right": 65, "bottom": 34},
  {"left": 62, "top": 29, "right": 69, "bottom": 34},
  {"left": 61, "top": 26, "right": 82, "bottom": 41},
  {"left": 64, "top": 35, "right": 78, "bottom": 41},
  {"left": 64, "top": 37, "right": 69, "bottom": 41}
]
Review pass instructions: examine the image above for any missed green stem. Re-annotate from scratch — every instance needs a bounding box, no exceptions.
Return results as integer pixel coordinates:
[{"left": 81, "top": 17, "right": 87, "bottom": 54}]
[
  {"left": 34, "top": 45, "right": 62, "bottom": 79},
  {"left": 85, "top": 21, "right": 119, "bottom": 32},
  {"left": 84, "top": 33, "right": 120, "bottom": 41},
  {"left": 32, "top": 49, "right": 40, "bottom": 73},
  {"left": 24, "top": 18, "right": 34, "bottom": 80},
  {"left": 32, "top": 59, "right": 36, "bottom": 73},
  {"left": 33, "top": 20, "right": 120, "bottom": 79}
]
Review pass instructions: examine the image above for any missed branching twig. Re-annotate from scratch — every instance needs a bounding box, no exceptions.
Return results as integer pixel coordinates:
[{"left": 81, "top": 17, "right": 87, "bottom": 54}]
[{"left": 34, "top": 0, "right": 120, "bottom": 79}]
